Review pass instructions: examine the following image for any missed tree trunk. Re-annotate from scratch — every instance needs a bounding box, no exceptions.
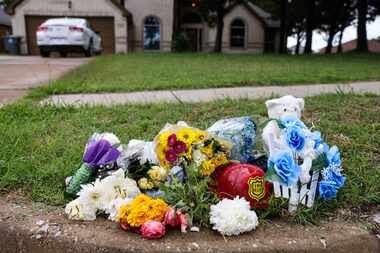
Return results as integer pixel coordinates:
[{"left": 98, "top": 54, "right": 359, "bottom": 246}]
[
  {"left": 214, "top": 8, "right": 224, "bottom": 53},
  {"left": 326, "top": 23, "right": 337, "bottom": 54},
  {"left": 357, "top": 0, "right": 368, "bottom": 52},
  {"left": 304, "top": 0, "right": 315, "bottom": 54},
  {"left": 279, "top": 0, "right": 288, "bottom": 54},
  {"left": 295, "top": 30, "right": 301, "bottom": 55},
  {"left": 337, "top": 28, "right": 344, "bottom": 53}
]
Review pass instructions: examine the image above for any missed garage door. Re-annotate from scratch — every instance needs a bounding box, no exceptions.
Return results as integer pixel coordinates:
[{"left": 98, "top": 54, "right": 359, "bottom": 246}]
[{"left": 25, "top": 15, "right": 115, "bottom": 55}]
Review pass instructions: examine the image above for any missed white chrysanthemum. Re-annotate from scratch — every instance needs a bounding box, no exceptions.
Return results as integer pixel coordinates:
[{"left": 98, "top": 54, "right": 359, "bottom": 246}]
[
  {"left": 65, "top": 198, "right": 97, "bottom": 221},
  {"left": 77, "top": 180, "right": 108, "bottom": 210},
  {"left": 209, "top": 197, "right": 259, "bottom": 236},
  {"left": 105, "top": 197, "right": 133, "bottom": 221}
]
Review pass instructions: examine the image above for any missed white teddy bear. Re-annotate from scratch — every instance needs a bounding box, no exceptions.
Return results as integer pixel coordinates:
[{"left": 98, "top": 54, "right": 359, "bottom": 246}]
[{"left": 262, "top": 95, "right": 317, "bottom": 184}]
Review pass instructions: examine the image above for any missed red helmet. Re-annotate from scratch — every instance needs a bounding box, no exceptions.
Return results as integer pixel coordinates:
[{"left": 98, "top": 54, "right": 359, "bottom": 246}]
[{"left": 215, "top": 163, "right": 272, "bottom": 209}]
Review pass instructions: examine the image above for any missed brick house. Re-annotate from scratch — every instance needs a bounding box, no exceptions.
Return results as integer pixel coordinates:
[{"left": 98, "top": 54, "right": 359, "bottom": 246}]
[
  {"left": 319, "top": 39, "right": 380, "bottom": 53},
  {"left": 6, "top": 0, "right": 280, "bottom": 55}
]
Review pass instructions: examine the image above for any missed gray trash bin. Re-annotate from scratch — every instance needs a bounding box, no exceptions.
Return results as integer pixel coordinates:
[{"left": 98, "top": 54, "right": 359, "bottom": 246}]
[{"left": 3, "top": 36, "right": 22, "bottom": 55}]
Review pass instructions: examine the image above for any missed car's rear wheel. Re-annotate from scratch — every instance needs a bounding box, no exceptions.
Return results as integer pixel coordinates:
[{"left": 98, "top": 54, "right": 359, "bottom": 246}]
[
  {"left": 84, "top": 40, "right": 94, "bottom": 57},
  {"left": 40, "top": 48, "right": 50, "bottom": 58}
]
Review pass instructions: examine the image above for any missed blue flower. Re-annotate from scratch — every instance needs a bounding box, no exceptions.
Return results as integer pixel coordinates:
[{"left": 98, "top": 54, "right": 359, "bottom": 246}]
[
  {"left": 318, "top": 180, "right": 339, "bottom": 200},
  {"left": 322, "top": 143, "right": 330, "bottom": 154},
  {"left": 285, "top": 127, "right": 306, "bottom": 152},
  {"left": 326, "top": 146, "right": 341, "bottom": 166},
  {"left": 270, "top": 153, "right": 300, "bottom": 186},
  {"left": 324, "top": 166, "right": 345, "bottom": 188},
  {"left": 311, "top": 131, "right": 323, "bottom": 150},
  {"left": 281, "top": 115, "right": 306, "bottom": 129}
]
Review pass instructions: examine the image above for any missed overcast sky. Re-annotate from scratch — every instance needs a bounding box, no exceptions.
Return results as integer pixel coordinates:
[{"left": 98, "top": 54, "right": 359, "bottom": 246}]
[{"left": 288, "top": 16, "right": 380, "bottom": 51}]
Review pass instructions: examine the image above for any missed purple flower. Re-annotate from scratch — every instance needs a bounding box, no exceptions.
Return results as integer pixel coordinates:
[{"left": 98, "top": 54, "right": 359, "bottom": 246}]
[
  {"left": 83, "top": 139, "right": 120, "bottom": 168},
  {"left": 173, "top": 141, "right": 187, "bottom": 154},
  {"left": 167, "top": 134, "right": 177, "bottom": 147},
  {"left": 165, "top": 149, "right": 177, "bottom": 163}
]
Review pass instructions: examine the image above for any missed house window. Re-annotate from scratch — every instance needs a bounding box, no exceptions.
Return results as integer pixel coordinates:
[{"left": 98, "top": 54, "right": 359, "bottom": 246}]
[
  {"left": 230, "top": 19, "right": 246, "bottom": 48},
  {"left": 144, "top": 16, "right": 160, "bottom": 50}
]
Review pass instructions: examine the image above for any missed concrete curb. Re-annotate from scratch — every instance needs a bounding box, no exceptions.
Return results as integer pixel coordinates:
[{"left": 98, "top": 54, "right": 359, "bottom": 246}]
[
  {"left": 41, "top": 81, "right": 380, "bottom": 106},
  {"left": 1, "top": 195, "right": 379, "bottom": 253}
]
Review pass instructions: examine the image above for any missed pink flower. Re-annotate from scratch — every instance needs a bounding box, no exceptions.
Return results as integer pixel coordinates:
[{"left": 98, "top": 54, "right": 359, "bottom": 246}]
[
  {"left": 164, "top": 208, "right": 178, "bottom": 227},
  {"left": 120, "top": 222, "right": 129, "bottom": 232},
  {"left": 177, "top": 213, "right": 188, "bottom": 233},
  {"left": 165, "top": 149, "right": 177, "bottom": 163},
  {"left": 163, "top": 208, "right": 188, "bottom": 233},
  {"left": 141, "top": 221, "right": 166, "bottom": 239},
  {"left": 173, "top": 141, "right": 187, "bottom": 154},
  {"left": 168, "top": 134, "right": 177, "bottom": 147}
]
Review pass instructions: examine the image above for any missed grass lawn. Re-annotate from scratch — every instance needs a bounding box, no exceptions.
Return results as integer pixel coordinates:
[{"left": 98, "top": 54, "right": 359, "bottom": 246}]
[
  {"left": 0, "top": 93, "right": 379, "bottom": 223},
  {"left": 31, "top": 53, "right": 380, "bottom": 97}
]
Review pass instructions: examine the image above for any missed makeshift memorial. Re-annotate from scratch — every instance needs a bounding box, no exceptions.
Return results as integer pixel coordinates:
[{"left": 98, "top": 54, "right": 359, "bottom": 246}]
[
  {"left": 262, "top": 95, "right": 345, "bottom": 212},
  {"left": 207, "top": 117, "right": 256, "bottom": 163},
  {"left": 65, "top": 133, "right": 123, "bottom": 198},
  {"left": 63, "top": 100, "right": 346, "bottom": 240},
  {"left": 215, "top": 163, "right": 272, "bottom": 208}
]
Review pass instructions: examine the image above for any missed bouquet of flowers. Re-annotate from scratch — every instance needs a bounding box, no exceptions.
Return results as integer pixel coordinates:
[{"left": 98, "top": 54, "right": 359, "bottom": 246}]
[
  {"left": 154, "top": 122, "right": 231, "bottom": 177},
  {"left": 265, "top": 115, "right": 345, "bottom": 201},
  {"left": 65, "top": 132, "right": 123, "bottom": 198}
]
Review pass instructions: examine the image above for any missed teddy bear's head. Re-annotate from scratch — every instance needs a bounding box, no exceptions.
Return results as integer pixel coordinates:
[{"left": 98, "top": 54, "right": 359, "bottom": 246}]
[{"left": 265, "top": 95, "right": 305, "bottom": 120}]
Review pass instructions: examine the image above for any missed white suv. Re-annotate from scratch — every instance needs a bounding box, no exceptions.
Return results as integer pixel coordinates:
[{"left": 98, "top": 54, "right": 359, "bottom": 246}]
[{"left": 37, "top": 18, "right": 102, "bottom": 57}]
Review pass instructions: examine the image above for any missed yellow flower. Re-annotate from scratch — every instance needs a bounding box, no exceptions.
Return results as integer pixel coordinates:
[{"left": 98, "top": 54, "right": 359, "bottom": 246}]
[
  {"left": 200, "top": 154, "right": 230, "bottom": 177},
  {"left": 214, "top": 154, "right": 229, "bottom": 167},
  {"left": 148, "top": 166, "right": 167, "bottom": 182},
  {"left": 138, "top": 178, "right": 155, "bottom": 190},
  {"left": 118, "top": 204, "right": 130, "bottom": 224},
  {"left": 201, "top": 159, "right": 216, "bottom": 177},
  {"left": 177, "top": 128, "right": 195, "bottom": 144},
  {"left": 194, "top": 131, "right": 208, "bottom": 143},
  {"left": 201, "top": 144, "right": 214, "bottom": 158},
  {"left": 126, "top": 194, "right": 169, "bottom": 227}
]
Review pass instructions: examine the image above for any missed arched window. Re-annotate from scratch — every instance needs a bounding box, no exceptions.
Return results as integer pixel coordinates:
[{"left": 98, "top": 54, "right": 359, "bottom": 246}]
[
  {"left": 144, "top": 16, "right": 160, "bottom": 50},
  {"left": 230, "top": 19, "right": 246, "bottom": 48}
]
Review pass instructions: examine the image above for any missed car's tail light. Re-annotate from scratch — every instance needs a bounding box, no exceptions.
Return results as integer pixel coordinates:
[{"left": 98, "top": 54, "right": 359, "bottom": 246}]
[
  {"left": 37, "top": 26, "right": 48, "bottom": 32},
  {"left": 69, "top": 26, "right": 84, "bottom": 32}
]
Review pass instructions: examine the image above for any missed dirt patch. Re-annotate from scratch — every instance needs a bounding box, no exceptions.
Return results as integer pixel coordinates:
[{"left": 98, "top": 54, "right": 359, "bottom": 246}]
[{"left": 0, "top": 193, "right": 379, "bottom": 253}]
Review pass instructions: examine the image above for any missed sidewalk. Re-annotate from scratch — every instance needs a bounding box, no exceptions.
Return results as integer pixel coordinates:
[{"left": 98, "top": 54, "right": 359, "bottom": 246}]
[{"left": 42, "top": 81, "right": 380, "bottom": 106}]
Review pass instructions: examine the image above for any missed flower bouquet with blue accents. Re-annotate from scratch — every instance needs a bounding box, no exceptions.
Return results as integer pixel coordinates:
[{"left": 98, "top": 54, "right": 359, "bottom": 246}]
[{"left": 264, "top": 114, "right": 345, "bottom": 210}]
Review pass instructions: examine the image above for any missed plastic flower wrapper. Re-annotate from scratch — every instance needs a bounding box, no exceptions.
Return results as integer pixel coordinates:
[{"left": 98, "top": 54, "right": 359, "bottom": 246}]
[
  {"left": 207, "top": 117, "right": 256, "bottom": 163},
  {"left": 117, "top": 140, "right": 159, "bottom": 170},
  {"left": 209, "top": 197, "right": 259, "bottom": 236},
  {"left": 65, "top": 133, "right": 122, "bottom": 198}
]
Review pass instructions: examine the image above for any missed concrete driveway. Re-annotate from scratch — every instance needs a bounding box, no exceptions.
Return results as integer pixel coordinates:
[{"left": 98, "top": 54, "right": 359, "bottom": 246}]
[{"left": 0, "top": 56, "right": 91, "bottom": 106}]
